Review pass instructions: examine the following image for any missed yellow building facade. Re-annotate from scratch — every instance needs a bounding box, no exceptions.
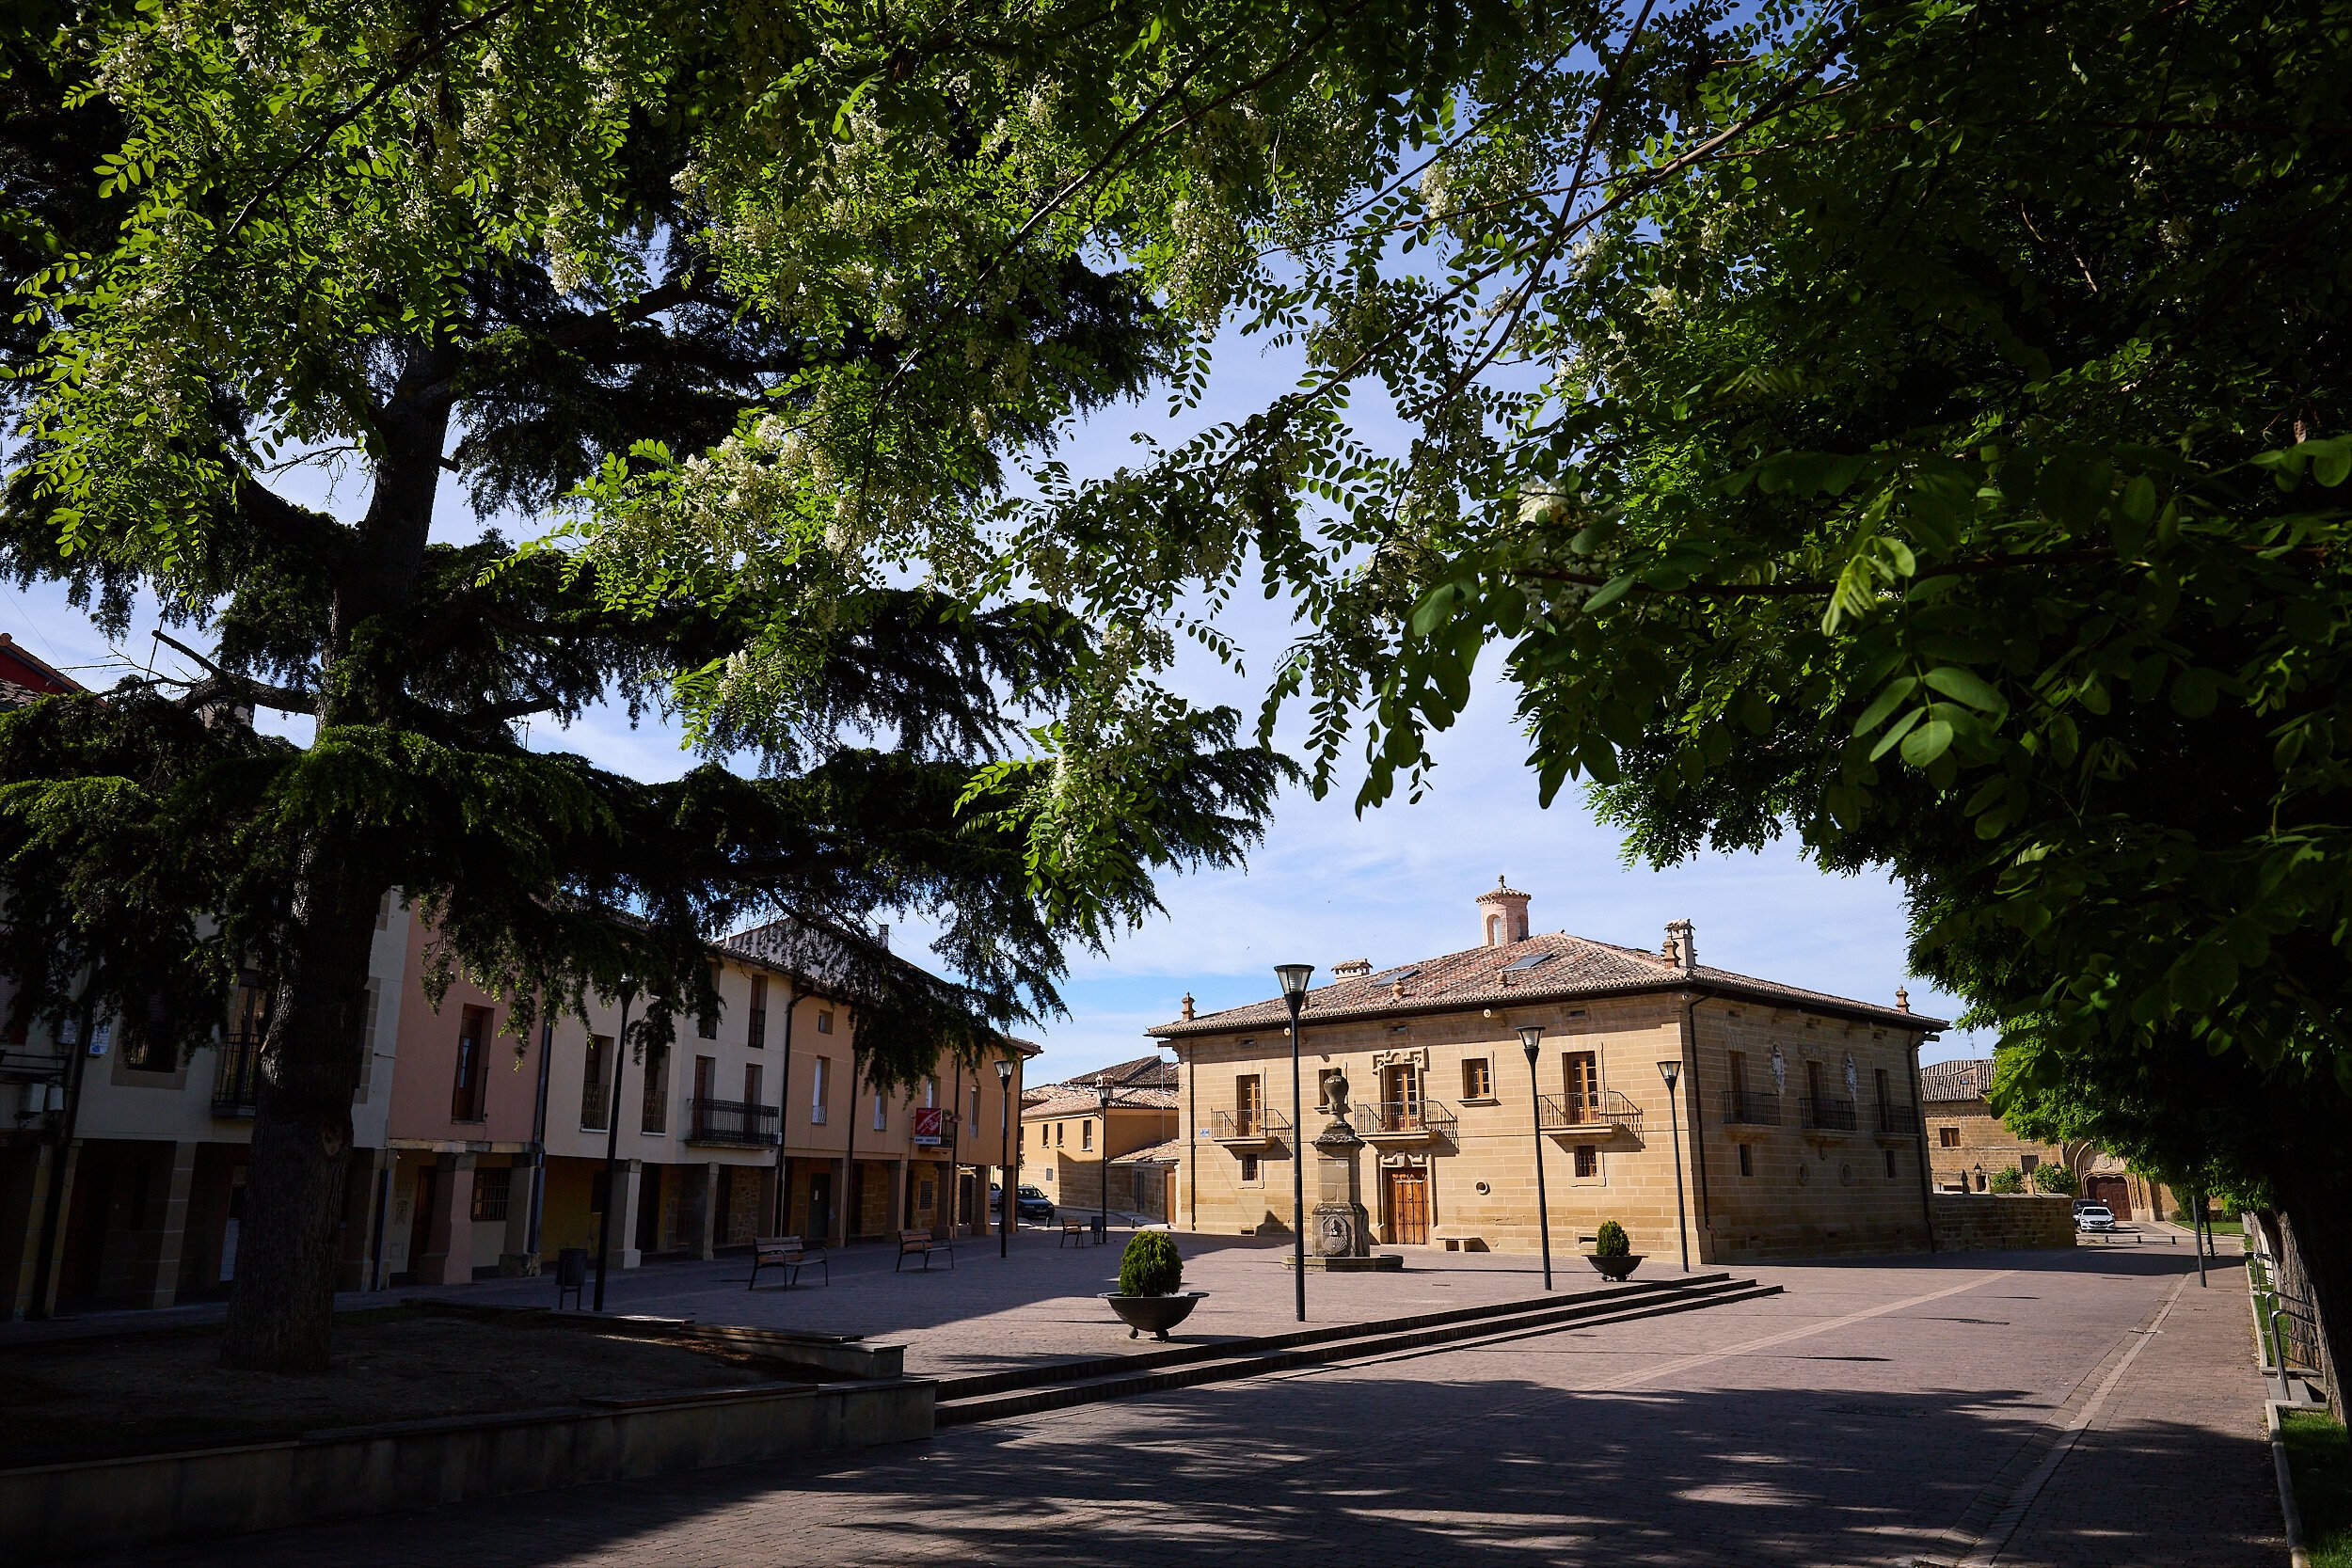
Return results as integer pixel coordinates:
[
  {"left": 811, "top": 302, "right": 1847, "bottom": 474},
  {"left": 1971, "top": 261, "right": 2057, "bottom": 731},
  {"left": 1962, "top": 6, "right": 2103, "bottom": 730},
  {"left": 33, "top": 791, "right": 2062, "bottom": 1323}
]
[{"left": 1153, "top": 883, "right": 1947, "bottom": 1264}]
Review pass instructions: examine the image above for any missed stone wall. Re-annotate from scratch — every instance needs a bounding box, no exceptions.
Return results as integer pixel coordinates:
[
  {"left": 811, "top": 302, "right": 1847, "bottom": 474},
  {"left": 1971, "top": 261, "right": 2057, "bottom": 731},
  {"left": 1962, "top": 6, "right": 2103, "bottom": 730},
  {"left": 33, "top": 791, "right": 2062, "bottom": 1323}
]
[
  {"left": 1929, "top": 1193, "right": 2076, "bottom": 1251},
  {"left": 1174, "top": 990, "right": 1938, "bottom": 1263}
]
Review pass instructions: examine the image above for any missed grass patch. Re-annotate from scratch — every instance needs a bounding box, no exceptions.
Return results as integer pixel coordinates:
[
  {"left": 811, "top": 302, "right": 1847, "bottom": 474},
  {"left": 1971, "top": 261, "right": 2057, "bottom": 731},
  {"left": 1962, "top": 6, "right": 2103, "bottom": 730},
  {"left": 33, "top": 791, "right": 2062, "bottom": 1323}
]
[{"left": 2283, "top": 1410, "right": 2352, "bottom": 1568}]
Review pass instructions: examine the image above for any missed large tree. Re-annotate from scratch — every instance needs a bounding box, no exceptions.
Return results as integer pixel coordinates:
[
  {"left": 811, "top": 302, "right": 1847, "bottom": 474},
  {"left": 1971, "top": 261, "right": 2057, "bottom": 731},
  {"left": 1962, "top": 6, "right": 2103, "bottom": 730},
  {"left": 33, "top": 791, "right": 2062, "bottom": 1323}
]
[
  {"left": 0, "top": 0, "right": 1498, "bottom": 1370},
  {"left": 1216, "top": 0, "right": 2352, "bottom": 1399}
]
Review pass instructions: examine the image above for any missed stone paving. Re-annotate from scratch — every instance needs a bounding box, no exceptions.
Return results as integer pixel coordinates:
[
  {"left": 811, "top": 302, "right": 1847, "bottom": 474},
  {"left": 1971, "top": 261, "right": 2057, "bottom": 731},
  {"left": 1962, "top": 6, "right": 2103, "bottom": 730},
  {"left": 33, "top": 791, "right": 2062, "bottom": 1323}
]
[{"left": 111, "top": 1227, "right": 2284, "bottom": 1568}]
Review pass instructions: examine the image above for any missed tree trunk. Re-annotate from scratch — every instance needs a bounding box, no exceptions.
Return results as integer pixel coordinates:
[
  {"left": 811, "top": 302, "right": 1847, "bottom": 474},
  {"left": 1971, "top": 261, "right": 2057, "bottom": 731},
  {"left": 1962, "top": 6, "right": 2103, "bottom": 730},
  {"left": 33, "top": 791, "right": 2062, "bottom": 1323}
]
[
  {"left": 217, "top": 843, "right": 383, "bottom": 1371},
  {"left": 217, "top": 344, "right": 449, "bottom": 1373}
]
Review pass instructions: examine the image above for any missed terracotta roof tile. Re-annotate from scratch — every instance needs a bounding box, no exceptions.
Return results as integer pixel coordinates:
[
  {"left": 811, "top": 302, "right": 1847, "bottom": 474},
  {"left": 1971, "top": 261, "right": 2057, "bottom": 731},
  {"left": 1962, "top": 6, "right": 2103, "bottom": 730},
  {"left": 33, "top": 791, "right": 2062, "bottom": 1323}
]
[
  {"left": 1112, "top": 1137, "right": 1185, "bottom": 1164},
  {"left": 1919, "top": 1057, "right": 1996, "bottom": 1102},
  {"left": 1064, "top": 1053, "right": 1178, "bottom": 1089},
  {"left": 1021, "top": 1084, "right": 1181, "bottom": 1117},
  {"left": 1150, "top": 930, "right": 1946, "bottom": 1037}
]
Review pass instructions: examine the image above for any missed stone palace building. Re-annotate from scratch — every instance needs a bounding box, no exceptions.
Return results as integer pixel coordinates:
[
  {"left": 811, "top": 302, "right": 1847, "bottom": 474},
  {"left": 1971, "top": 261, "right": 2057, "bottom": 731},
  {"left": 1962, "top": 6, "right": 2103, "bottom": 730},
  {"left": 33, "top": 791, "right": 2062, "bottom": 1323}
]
[{"left": 1152, "top": 880, "right": 1948, "bottom": 1264}]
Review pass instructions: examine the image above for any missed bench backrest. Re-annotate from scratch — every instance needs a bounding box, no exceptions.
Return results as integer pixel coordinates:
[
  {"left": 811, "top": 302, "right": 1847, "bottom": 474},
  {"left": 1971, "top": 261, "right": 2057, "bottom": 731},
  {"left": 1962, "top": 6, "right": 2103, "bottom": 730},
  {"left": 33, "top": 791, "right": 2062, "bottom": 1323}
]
[
  {"left": 756, "top": 1236, "right": 805, "bottom": 1257},
  {"left": 1062, "top": 1217, "right": 1084, "bottom": 1229},
  {"left": 898, "top": 1228, "right": 931, "bottom": 1247}
]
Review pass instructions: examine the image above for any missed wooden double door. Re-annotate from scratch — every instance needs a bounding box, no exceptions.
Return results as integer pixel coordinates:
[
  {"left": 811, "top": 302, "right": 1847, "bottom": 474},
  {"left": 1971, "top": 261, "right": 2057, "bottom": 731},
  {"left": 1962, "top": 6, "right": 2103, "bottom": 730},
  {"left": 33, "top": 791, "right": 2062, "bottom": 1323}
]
[{"left": 1385, "top": 1168, "right": 1430, "bottom": 1245}]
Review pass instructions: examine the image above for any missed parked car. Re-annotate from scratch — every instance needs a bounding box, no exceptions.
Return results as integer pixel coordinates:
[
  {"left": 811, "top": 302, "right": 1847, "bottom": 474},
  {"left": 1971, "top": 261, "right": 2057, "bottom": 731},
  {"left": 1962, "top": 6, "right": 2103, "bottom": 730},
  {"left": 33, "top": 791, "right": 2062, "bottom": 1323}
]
[
  {"left": 1016, "top": 1185, "right": 1056, "bottom": 1224},
  {"left": 2075, "top": 1204, "right": 2116, "bottom": 1233}
]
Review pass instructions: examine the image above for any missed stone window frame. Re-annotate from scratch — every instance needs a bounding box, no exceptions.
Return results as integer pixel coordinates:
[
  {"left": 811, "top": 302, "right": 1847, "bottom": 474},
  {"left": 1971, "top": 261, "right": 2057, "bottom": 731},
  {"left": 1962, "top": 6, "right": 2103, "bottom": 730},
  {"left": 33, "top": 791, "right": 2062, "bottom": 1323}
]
[
  {"left": 1238, "top": 1152, "right": 1263, "bottom": 1186},
  {"left": 1458, "top": 1054, "right": 1498, "bottom": 1104},
  {"left": 1737, "top": 1142, "right": 1753, "bottom": 1178},
  {"left": 1571, "top": 1142, "right": 1600, "bottom": 1181}
]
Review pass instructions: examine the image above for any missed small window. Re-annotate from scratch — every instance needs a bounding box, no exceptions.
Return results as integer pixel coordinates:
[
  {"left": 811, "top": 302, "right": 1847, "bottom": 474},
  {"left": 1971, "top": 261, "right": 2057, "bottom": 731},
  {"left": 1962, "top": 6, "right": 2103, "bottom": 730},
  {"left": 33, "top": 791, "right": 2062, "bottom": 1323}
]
[
  {"left": 1938, "top": 1126, "right": 1962, "bottom": 1148},
  {"left": 748, "top": 974, "right": 768, "bottom": 1051},
  {"left": 744, "top": 1062, "right": 763, "bottom": 1105},
  {"left": 1462, "top": 1058, "right": 1493, "bottom": 1100},
  {"left": 817, "top": 1010, "right": 834, "bottom": 1035},
  {"left": 1239, "top": 1153, "right": 1261, "bottom": 1184},
  {"left": 1883, "top": 1148, "right": 1898, "bottom": 1179},
  {"left": 1055, "top": 1122, "right": 1064, "bottom": 1148},
  {"left": 2020, "top": 1153, "right": 2040, "bottom": 1174},
  {"left": 581, "top": 1034, "right": 612, "bottom": 1129},
  {"left": 1574, "top": 1144, "right": 1597, "bottom": 1178},
  {"left": 1738, "top": 1143, "right": 1753, "bottom": 1177},
  {"left": 451, "top": 1006, "right": 491, "bottom": 1122},
  {"left": 809, "top": 1056, "right": 829, "bottom": 1124},
  {"left": 872, "top": 1092, "right": 885, "bottom": 1132},
  {"left": 471, "top": 1165, "right": 512, "bottom": 1222},
  {"left": 1083, "top": 1119, "right": 1094, "bottom": 1151}
]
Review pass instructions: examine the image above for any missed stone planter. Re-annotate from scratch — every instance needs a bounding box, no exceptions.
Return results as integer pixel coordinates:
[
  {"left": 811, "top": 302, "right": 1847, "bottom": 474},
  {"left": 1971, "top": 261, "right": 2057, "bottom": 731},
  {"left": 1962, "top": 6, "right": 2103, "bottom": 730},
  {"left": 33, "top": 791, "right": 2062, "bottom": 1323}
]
[
  {"left": 1587, "top": 1253, "right": 1644, "bottom": 1282},
  {"left": 1102, "top": 1291, "right": 1209, "bottom": 1340}
]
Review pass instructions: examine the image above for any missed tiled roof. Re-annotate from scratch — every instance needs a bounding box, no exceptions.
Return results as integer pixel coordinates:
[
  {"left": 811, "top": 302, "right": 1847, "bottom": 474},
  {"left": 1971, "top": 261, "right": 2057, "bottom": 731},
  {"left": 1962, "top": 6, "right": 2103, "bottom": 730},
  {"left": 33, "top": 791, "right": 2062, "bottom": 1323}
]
[
  {"left": 1113, "top": 1136, "right": 1185, "bottom": 1165},
  {"left": 1150, "top": 929, "right": 1945, "bottom": 1037},
  {"left": 1919, "top": 1057, "right": 1996, "bottom": 1103},
  {"left": 0, "top": 679, "right": 44, "bottom": 710},
  {"left": 1021, "top": 1084, "right": 1181, "bottom": 1117},
  {"left": 1064, "top": 1053, "right": 1178, "bottom": 1089}
]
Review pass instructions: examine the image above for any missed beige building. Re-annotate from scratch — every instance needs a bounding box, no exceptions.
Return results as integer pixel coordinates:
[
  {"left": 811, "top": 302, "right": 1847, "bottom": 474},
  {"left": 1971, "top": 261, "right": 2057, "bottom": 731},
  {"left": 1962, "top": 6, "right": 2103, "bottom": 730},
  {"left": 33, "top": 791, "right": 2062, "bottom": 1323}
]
[
  {"left": 1152, "top": 881, "right": 1947, "bottom": 1264},
  {"left": 1920, "top": 1058, "right": 2169, "bottom": 1218},
  {"left": 1019, "top": 1054, "right": 1181, "bottom": 1218}
]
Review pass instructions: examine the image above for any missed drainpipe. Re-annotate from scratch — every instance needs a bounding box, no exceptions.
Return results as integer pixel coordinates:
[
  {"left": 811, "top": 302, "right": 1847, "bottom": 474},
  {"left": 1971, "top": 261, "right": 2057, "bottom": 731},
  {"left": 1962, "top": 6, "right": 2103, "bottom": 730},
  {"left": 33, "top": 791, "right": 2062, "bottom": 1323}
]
[
  {"left": 525, "top": 1010, "right": 553, "bottom": 1257},
  {"left": 841, "top": 1043, "right": 860, "bottom": 1247},
  {"left": 1677, "top": 992, "right": 1713, "bottom": 1245},
  {"left": 770, "top": 976, "right": 811, "bottom": 1235},
  {"left": 1907, "top": 1034, "right": 1938, "bottom": 1252},
  {"left": 947, "top": 1059, "right": 964, "bottom": 1238},
  {"left": 1183, "top": 1042, "right": 1197, "bottom": 1230}
]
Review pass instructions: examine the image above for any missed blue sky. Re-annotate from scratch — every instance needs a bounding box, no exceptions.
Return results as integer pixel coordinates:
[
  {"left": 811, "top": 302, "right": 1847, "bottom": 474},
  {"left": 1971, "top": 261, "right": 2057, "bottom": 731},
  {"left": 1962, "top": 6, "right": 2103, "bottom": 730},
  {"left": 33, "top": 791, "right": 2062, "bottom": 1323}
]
[{"left": 2, "top": 315, "right": 1992, "bottom": 1086}]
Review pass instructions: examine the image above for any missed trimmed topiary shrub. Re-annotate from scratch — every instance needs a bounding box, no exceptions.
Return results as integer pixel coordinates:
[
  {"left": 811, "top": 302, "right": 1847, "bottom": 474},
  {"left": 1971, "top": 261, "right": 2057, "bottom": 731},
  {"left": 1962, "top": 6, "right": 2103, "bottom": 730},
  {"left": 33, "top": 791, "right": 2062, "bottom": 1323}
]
[
  {"left": 1118, "top": 1230, "right": 1183, "bottom": 1296},
  {"left": 1988, "top": 1165, "right": 2026, "bottom": 1195},
  {"left": 1595, "top": 1220, "right": 1630, "bottom": 1258},
  {"left": 2032, "top": 1164, "right": 2079, "bottom": 1196}
]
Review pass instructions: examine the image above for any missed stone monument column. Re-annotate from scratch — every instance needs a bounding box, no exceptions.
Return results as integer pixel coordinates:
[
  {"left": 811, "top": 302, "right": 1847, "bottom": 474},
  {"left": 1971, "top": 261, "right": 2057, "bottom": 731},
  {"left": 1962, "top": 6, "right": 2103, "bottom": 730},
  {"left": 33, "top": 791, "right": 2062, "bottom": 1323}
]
[{"left": 1310, "top": 1067, "right": 1372, "bottom": 1259}]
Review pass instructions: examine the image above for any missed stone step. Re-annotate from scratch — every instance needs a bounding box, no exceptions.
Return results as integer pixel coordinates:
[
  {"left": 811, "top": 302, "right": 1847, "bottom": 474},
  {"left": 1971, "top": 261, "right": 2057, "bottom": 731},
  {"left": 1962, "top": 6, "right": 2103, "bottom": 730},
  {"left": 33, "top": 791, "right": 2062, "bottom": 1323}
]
[
  {"left": 936, "top": 1276, "right": 1783, "bottom": 1426},
  {"left": 936, "top": 1272, "right": 1735, "bottom": 1401}
]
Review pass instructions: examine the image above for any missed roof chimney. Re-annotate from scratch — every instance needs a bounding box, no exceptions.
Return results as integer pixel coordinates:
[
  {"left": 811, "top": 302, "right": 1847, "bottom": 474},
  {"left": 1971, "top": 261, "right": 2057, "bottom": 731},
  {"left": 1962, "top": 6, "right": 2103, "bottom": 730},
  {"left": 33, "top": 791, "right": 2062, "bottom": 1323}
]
[
  {"left": 1181, "top": 992, "right": 1195, "bottom": 1022},
  {"left": 1332, "top": 958, "right": 1372, "bottom": 979},
  {"left": 1476, "top": 876, "right": 1532, "bottom": 947},
  {"left": 1665, "top": 918, "right": 1696, "bottom": 973},
  {"left": 1895, "top": 986, "right": 1910, "bottom": 1013}
]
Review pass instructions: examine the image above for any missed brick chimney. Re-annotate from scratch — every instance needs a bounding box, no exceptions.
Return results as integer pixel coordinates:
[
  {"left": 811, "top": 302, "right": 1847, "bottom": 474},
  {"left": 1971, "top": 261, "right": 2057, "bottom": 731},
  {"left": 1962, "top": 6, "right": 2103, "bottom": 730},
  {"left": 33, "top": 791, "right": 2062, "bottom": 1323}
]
[
  {"left": 1664, "top": 918, "right": 1696, "bottom": 972},
  {"left": 1476, "top": 876, "right": 1532, "bottom": 947}
]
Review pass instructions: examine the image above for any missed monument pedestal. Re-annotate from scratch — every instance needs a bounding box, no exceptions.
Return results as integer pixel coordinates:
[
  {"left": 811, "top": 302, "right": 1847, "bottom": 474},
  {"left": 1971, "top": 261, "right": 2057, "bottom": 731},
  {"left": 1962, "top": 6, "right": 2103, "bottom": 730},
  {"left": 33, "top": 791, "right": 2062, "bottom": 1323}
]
[{"left": 1286, "top": 1069, "right": 1403, "bottom": 1271}]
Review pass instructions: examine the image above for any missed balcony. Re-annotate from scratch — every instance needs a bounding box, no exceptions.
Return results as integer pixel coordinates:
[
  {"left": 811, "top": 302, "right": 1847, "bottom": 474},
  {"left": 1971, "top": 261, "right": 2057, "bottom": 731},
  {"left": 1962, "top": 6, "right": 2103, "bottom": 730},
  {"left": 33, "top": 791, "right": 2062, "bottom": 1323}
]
[
  {"left": 1352, "top": 1098, "right": 1459, "bottom": 1144},
  {"left": 1538, "top": 1089, "right": 1645, "bottom": 1137},
  {"left": 687, "top": 1097, "right": 781, "bottom": 1148},
  {"left": 1800, "top": 1095, "right": 1858, "bottom": 1133},
  {"left": 1721, "top": 1089, "right": 1782, "bottom": 1127},
  {"left": 580, "top": 1080, "right": 611, "bottom": 1131},
  {"left": 212, "top": 1033, "right": 263, "bottom": 1117},
  {"left": 1210, "top": 1106, "right": 1290, "bottom": 1145},
  {"left": 1877, "top": 1102, "right": 1921, "bottom": 1136}
]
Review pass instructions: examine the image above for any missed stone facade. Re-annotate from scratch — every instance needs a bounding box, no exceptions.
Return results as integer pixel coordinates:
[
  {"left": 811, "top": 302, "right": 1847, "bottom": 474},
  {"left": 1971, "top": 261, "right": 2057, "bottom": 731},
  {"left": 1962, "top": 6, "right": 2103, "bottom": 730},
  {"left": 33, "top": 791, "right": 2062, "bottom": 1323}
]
[
  {"left": 1155, "top": 887, "right": 1945, "bottom": 1265},
  {"left": 1919, "top": 1058, "right": 2170, "bottom": 1219},
  {"left": 1928, "top": 1193, "right": 2076, "bottom": 1250}
]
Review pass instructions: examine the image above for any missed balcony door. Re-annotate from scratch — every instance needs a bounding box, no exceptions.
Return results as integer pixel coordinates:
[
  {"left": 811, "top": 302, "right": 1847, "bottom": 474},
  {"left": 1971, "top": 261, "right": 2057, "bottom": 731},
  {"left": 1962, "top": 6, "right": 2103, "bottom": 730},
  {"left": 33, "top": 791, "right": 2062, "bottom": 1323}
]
[
  {"left": 1381, "top": 1063, "right": 1422, "bottom": 1132},
  {"left": 1237, "top": 1073, "right": 1263, "bottom": 1136},
  {"left": 1563, "top": 1051, "right": 1600, "bottom": 1120}
]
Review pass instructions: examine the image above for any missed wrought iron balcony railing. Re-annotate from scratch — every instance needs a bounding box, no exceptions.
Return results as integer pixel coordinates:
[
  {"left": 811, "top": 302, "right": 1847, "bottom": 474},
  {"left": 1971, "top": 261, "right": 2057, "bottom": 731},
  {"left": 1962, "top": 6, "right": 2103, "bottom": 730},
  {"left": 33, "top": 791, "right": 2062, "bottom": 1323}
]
[
  {"left": 1801, "top": 1095, "right": 1858, "bottom": 1132},
  {"left": 1721, "top": 1089, "right": 1782, "bottom": 1127},
  {"left": 1210, "top": 1106, "right": 1289, "bottom": 1142},
  {"left": 580, "top": 1080, "right": 611, "bottom": 1131},
  {"left": 688, "top": 1096, "right": 781, "bottom": 1148},
  {"left": 1538, "top": 1088, "right": 1645, "bottom": 1136},
  {"left": 1352, "top": 1098, "right": 1459, "bottom": 1140},
  {"left": 212, "top": 1033, "right": 263, "bottom": 1117},
  {"left": 1876, "top": 1102, "right": 1921, "bottom": 1135}
]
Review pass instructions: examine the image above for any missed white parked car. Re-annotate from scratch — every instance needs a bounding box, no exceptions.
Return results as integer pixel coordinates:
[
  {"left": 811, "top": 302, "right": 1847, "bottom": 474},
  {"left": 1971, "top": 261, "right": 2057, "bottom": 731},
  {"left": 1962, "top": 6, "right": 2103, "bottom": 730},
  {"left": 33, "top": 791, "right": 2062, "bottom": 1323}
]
[{"left": 2075, "top": 1204, "right": 2117, "bottom": 1233}]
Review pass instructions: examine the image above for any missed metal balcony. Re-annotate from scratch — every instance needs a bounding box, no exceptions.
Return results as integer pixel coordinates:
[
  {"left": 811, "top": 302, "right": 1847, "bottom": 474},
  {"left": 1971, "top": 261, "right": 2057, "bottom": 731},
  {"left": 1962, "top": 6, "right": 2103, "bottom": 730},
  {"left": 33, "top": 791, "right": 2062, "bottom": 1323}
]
[
  {"left": 1876, "top": 1102, "right": 1921, "bottom": 1135},
  {"left": 211, "top": 1033, "right": 263, "bottom": 1117},
  {"left": 1800, "top": 1095, "right": 1858, "bottom": 1133},
  {"left": 580, "top": 1080, "right": 611, "bottom": 1131},
  {"left": 687, "top": 1097, "right": 781, "bottom": 1148},
  {"left": 1538, "top": 1089, "right": 1645, "bottom": 1136},
  {"left": 1352, "top": 1099, "right": 1458, "bottom": 1143},
  {"left": 1721, "top": 1089, "right": 1782, "bottom": 1127},
  {"left": 1210, "top": 1106, "right": 1289, "bottom": 1144}
]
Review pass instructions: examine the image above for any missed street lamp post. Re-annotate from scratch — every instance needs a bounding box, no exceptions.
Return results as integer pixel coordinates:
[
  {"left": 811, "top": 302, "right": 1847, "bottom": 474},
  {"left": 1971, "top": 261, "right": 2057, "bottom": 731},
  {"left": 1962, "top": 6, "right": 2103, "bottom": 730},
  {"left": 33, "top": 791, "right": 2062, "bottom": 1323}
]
[
  {"left": 1275, "top": 963, "right": 1314, "bottom": 1322},
  {"left": 594, "top": 978, "right": 639, "bottom": 1312},
  {"left": 995, "top": 1056, "right": 1013, "bottom": 1259},
  {"left": 1519, "top": 1025, "right": 1552, "bottom": 1291},
  {"left": 1657, "top": 1058, "right": 1691, "bottom": 1273},
  {"left": 1097, "top": 1078, "right": 1115, "bottom": 1244}
]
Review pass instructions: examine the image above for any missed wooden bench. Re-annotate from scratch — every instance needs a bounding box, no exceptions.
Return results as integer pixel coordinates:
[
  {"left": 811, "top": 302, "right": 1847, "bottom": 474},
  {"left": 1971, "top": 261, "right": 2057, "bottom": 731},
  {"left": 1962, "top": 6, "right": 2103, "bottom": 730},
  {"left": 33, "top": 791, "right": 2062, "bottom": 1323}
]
[
  {"left": 896, "top": 1228, "right": 954, "bottom": 1271},
  {"left": 1059, "top": 1216, "right": 1088, "bottom": 1247},
  {"left": 749, "top": 1235, "right": 827, "bottom": 1290}
]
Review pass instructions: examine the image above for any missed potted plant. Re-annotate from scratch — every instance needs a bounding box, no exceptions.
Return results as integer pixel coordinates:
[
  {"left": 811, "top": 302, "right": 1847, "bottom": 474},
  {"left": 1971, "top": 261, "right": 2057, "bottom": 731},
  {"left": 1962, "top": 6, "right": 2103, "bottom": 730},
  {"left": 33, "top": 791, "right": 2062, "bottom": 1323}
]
[
  {"left": 1101, "top": 1231, "right": 1209, "bottom": 1340},
  {"left": 1587, "top": 1219, "right": 1644, "bottom": 1282}
]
